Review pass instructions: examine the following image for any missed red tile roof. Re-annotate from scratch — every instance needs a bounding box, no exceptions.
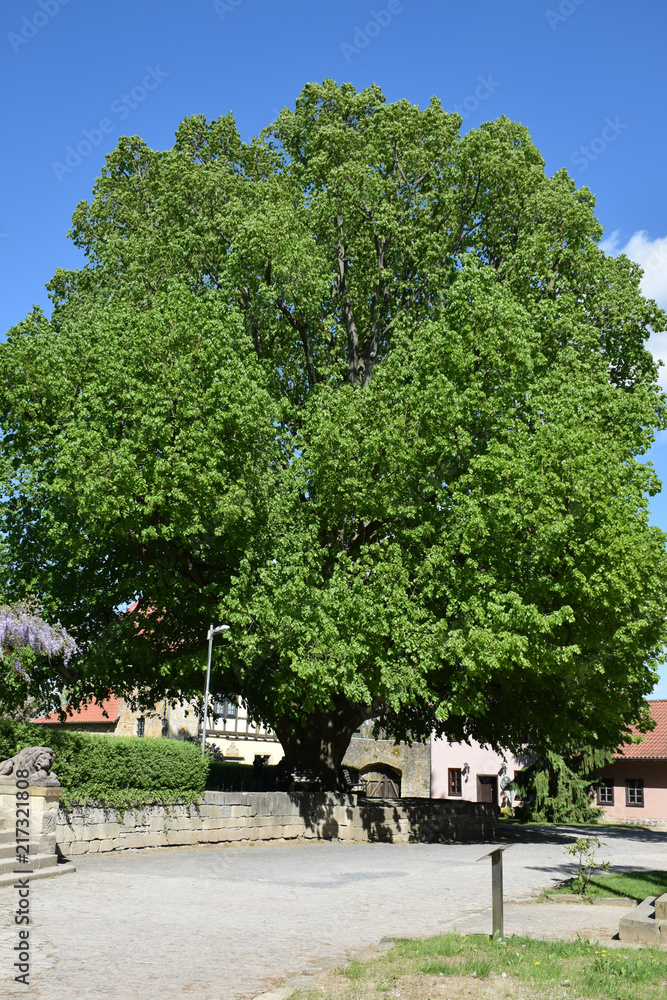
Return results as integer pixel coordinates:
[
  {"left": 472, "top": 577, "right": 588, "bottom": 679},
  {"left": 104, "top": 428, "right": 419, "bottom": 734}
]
[
  {"left": 617, "top": 700, "right": 667, "bottom": 760},
  {"left": 32, "top": 696, "right": 122, "bottom": 726}
]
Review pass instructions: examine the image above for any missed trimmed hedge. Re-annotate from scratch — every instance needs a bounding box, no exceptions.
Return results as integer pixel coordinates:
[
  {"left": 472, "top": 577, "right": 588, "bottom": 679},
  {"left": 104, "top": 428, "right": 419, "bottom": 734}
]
[{"left": 0, "top": 720, "right": 208, "bottom": 808}]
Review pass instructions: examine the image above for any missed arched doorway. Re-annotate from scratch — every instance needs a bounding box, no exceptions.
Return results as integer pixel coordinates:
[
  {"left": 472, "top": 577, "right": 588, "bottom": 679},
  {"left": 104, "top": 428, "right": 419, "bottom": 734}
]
[{"left": 360, "top": 763, "right": 402, "bottom": 798}]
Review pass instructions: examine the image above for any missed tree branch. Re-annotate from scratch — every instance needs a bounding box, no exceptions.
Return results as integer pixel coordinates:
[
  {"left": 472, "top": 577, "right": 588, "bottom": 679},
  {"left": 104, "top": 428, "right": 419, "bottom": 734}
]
[
  {"left": 274, "top": 298, "right": 318, "bottom": 388},
  {"left": 336, "top": 213, "right": 362, "bottom": 384},
  {"left": 362, "top": 234, "right": 390, "bottom": 387}
]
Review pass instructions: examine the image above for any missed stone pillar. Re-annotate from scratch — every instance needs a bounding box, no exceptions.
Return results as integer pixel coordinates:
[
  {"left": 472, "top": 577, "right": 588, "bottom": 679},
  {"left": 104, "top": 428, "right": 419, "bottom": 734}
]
[
  {"left": 31, "top": 786, "right": 63, "bottom": 855},
  {"left": 0, "top": 746, "right": 76, "bottom": 884},
  {"left": 0, "top": 780, "right": 64, "bottom": 869}
]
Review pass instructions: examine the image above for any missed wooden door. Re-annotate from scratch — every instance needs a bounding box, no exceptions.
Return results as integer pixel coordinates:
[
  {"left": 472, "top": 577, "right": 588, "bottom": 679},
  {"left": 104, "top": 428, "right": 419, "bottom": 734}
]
[{"left": 477, "top": 775, "right": 498, "bottom": 805}]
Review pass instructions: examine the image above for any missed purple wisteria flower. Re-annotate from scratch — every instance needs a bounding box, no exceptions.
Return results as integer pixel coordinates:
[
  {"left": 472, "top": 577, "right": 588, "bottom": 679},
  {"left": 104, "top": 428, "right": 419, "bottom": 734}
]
[{"left": 0, "top": 602, "right": 78, "bottom": 681}]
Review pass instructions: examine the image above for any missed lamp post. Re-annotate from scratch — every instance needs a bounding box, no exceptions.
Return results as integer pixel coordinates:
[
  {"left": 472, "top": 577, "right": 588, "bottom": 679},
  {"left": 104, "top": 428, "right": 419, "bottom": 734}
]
[{"left": 202, "top": 623, "right": 230, "bottom": 754}]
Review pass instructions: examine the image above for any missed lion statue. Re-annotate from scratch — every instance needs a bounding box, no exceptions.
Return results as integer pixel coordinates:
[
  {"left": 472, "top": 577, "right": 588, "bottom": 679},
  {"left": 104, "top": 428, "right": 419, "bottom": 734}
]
[{"left": 0, "top": 746, "right": 60, "bottom": 786}]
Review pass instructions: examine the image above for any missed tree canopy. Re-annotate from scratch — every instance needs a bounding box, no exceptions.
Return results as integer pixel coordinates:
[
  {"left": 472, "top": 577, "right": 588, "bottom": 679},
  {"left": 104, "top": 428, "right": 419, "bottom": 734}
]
[{"left": 2, "top": 80, "right": 666, "bottom": 784}]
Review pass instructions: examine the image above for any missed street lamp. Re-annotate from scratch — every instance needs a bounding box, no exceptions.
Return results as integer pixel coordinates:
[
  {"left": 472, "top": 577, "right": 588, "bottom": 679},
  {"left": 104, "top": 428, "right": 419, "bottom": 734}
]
[{"left": 202, "top": 623, "right": 230, "bottom": 754}]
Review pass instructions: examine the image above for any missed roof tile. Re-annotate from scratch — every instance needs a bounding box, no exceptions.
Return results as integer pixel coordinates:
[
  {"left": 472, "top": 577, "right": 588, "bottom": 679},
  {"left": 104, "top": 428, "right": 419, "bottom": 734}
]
[
  {"left": 32, "top": 695, "right": 121, "bottom": 726},
  {"left": 617, "top": 699, "right": 667, "bottom": 759}
]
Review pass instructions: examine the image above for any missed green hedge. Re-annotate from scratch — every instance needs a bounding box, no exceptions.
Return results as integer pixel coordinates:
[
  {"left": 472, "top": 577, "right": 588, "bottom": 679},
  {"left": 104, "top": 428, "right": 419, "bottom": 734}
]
[{"left": 0, "top": 720, "right": 208, "bottom": 809}]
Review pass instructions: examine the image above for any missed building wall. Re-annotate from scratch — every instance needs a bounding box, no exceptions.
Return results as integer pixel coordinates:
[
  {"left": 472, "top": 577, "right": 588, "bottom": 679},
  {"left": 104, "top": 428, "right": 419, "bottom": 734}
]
[
  {"left": 113, "top": 696, "right": 203, "bottom": 739},
  {"left": 598, "top": 759, "right": 667, "bottom": 823},
  {"left": 342, "top": 737, "right": 431, "bottom": 797},
  {"left": 206, "top": 700, "right": 281, "bottom": 765},
  {"left": 430, "top": 736, "right": 524, "bottom": 808},
  {"left": 207, "top": 735, "right": 281, "bottom": 766},
  {"left": 109, "top": 696, "right": 282, "bottom": 765}
]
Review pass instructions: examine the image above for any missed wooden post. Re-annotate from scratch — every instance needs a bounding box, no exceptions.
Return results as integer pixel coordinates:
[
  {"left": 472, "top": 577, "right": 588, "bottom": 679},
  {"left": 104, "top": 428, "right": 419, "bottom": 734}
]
[{"left": 476, "top": 844, "right": 511, "bottom": 938}]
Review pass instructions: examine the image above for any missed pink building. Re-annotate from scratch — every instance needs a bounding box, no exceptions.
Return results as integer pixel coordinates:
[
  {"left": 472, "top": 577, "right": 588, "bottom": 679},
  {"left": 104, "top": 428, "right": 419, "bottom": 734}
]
[
  {"left": 597, "top": 699, "right": 667, "bottom": 825},
  {"left": 430, "top": 735, "right": 525, "bottom": 810}
]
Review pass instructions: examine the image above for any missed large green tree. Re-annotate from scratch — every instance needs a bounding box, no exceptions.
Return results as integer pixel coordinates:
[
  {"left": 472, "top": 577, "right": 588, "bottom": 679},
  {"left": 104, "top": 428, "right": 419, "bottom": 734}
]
[{"left": 2, "top": 81, "right": 666, "bottom": 786}]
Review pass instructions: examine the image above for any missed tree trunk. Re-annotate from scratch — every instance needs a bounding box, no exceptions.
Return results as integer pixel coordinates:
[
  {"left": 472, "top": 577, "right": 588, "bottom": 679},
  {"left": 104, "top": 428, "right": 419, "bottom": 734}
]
[{"left": 273, "top": 700, "right": 367, "bottom": 791}]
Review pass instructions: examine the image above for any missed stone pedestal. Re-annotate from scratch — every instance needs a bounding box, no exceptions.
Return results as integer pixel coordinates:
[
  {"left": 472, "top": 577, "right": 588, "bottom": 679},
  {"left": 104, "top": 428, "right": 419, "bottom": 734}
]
[
  {"left": 619, "top": 896, "right": 667, "bottom": 945},
  {"left": 0, "top": 779, "right": 75, "bottom": 886}
]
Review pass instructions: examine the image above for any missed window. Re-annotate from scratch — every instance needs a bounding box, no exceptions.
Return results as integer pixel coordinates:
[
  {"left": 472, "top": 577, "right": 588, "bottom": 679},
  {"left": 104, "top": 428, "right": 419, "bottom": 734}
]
[
  {"left": 136, "top": 717, "right": 145, "bottom": 737},
  {"left": 597, "top": 779, "right": 614, "bottom": 805},
  {"left": 214, "top": 699, "right": 237, "bottom": 718},
  {"left": 448, "top": 768, "right": 462, "bottom": 797},
  {"left": 625, "top": 779, "right": 644, "bottom": 807}
]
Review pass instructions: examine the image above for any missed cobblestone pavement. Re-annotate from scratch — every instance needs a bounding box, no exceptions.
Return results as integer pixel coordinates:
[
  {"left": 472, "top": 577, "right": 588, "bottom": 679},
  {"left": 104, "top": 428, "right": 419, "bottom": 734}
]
[{"left": 0, "top": 823, "right": 665, "bottom": 999}]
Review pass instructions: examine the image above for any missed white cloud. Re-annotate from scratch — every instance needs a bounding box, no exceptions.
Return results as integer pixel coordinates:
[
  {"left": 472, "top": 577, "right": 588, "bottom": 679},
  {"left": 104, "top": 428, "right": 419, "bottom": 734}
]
[
  {"left": 601, "top": 230, "right": 667, "bottom": 309},
  {"left": 647, "top": 332, "right": 667, "bottom": 389},
  {"left": 601, "top": 230, "right": 667, "bottom": 386}
]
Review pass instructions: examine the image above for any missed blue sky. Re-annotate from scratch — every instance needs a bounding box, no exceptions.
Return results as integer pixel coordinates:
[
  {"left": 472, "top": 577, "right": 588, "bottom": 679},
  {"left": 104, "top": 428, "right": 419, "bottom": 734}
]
[{"left": 2, "top": 0, "right": 667, "bottom": 691}]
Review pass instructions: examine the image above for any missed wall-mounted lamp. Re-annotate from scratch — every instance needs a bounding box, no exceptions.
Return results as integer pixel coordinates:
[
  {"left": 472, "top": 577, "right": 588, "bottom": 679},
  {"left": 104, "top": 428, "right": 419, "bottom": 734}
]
[{"left": 462, "top": 762, "right": 470, "bottom": 779}]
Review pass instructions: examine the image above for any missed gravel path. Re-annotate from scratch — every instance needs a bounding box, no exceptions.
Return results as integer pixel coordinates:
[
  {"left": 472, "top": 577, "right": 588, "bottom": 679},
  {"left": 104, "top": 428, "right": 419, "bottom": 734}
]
[{"left": 0, "top": 823, "right": 665, "bottom": 999}]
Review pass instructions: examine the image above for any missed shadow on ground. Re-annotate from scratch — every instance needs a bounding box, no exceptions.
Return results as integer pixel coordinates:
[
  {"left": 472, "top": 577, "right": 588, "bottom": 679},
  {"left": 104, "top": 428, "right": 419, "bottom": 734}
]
[{"left": 498, "top": 822, "right": 667, "bottom": 846}]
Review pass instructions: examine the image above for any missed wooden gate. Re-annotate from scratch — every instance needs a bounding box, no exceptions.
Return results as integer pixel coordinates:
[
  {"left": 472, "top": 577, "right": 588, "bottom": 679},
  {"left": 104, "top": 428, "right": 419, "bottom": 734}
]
[{"left": 360, "top": 763, "right": 401, "bottom": 798}]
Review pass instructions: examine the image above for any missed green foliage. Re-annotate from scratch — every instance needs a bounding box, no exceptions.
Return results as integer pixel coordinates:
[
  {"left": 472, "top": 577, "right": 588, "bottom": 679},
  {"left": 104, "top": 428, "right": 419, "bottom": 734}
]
[
  {"left": 1, "top": 79, "right": 666, "bottom": 781},
  {"left": 512, "top": 747, "right": 614, "bottom": 824},
  {"left": 0, "top": 720, "right": 208, "bottom": 807},
  {"left": 564, "top": 836, "right": 612, "bottom": 895}
]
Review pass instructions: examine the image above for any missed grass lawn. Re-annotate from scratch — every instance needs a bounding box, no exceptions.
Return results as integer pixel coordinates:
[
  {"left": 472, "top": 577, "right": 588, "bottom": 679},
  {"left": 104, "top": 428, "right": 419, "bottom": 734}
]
[
  {"left": 550, "top": 870, "right": 667, "bottom": 902},
  {"left": 291, "top": 933, "right": 667, "bottom": 1000}
]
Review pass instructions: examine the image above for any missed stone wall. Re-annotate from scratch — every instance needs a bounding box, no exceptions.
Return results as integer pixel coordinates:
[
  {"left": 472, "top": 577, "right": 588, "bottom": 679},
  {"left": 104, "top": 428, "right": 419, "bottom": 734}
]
[
  {"left": 603, "top": 815, "right": 667, "bottom": 831},
  {"left": 342, "top": 738, "right": 431, "bottom": 797},
  {"left": 56, "top": 792, "right": 495, "bottom": 856}
]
